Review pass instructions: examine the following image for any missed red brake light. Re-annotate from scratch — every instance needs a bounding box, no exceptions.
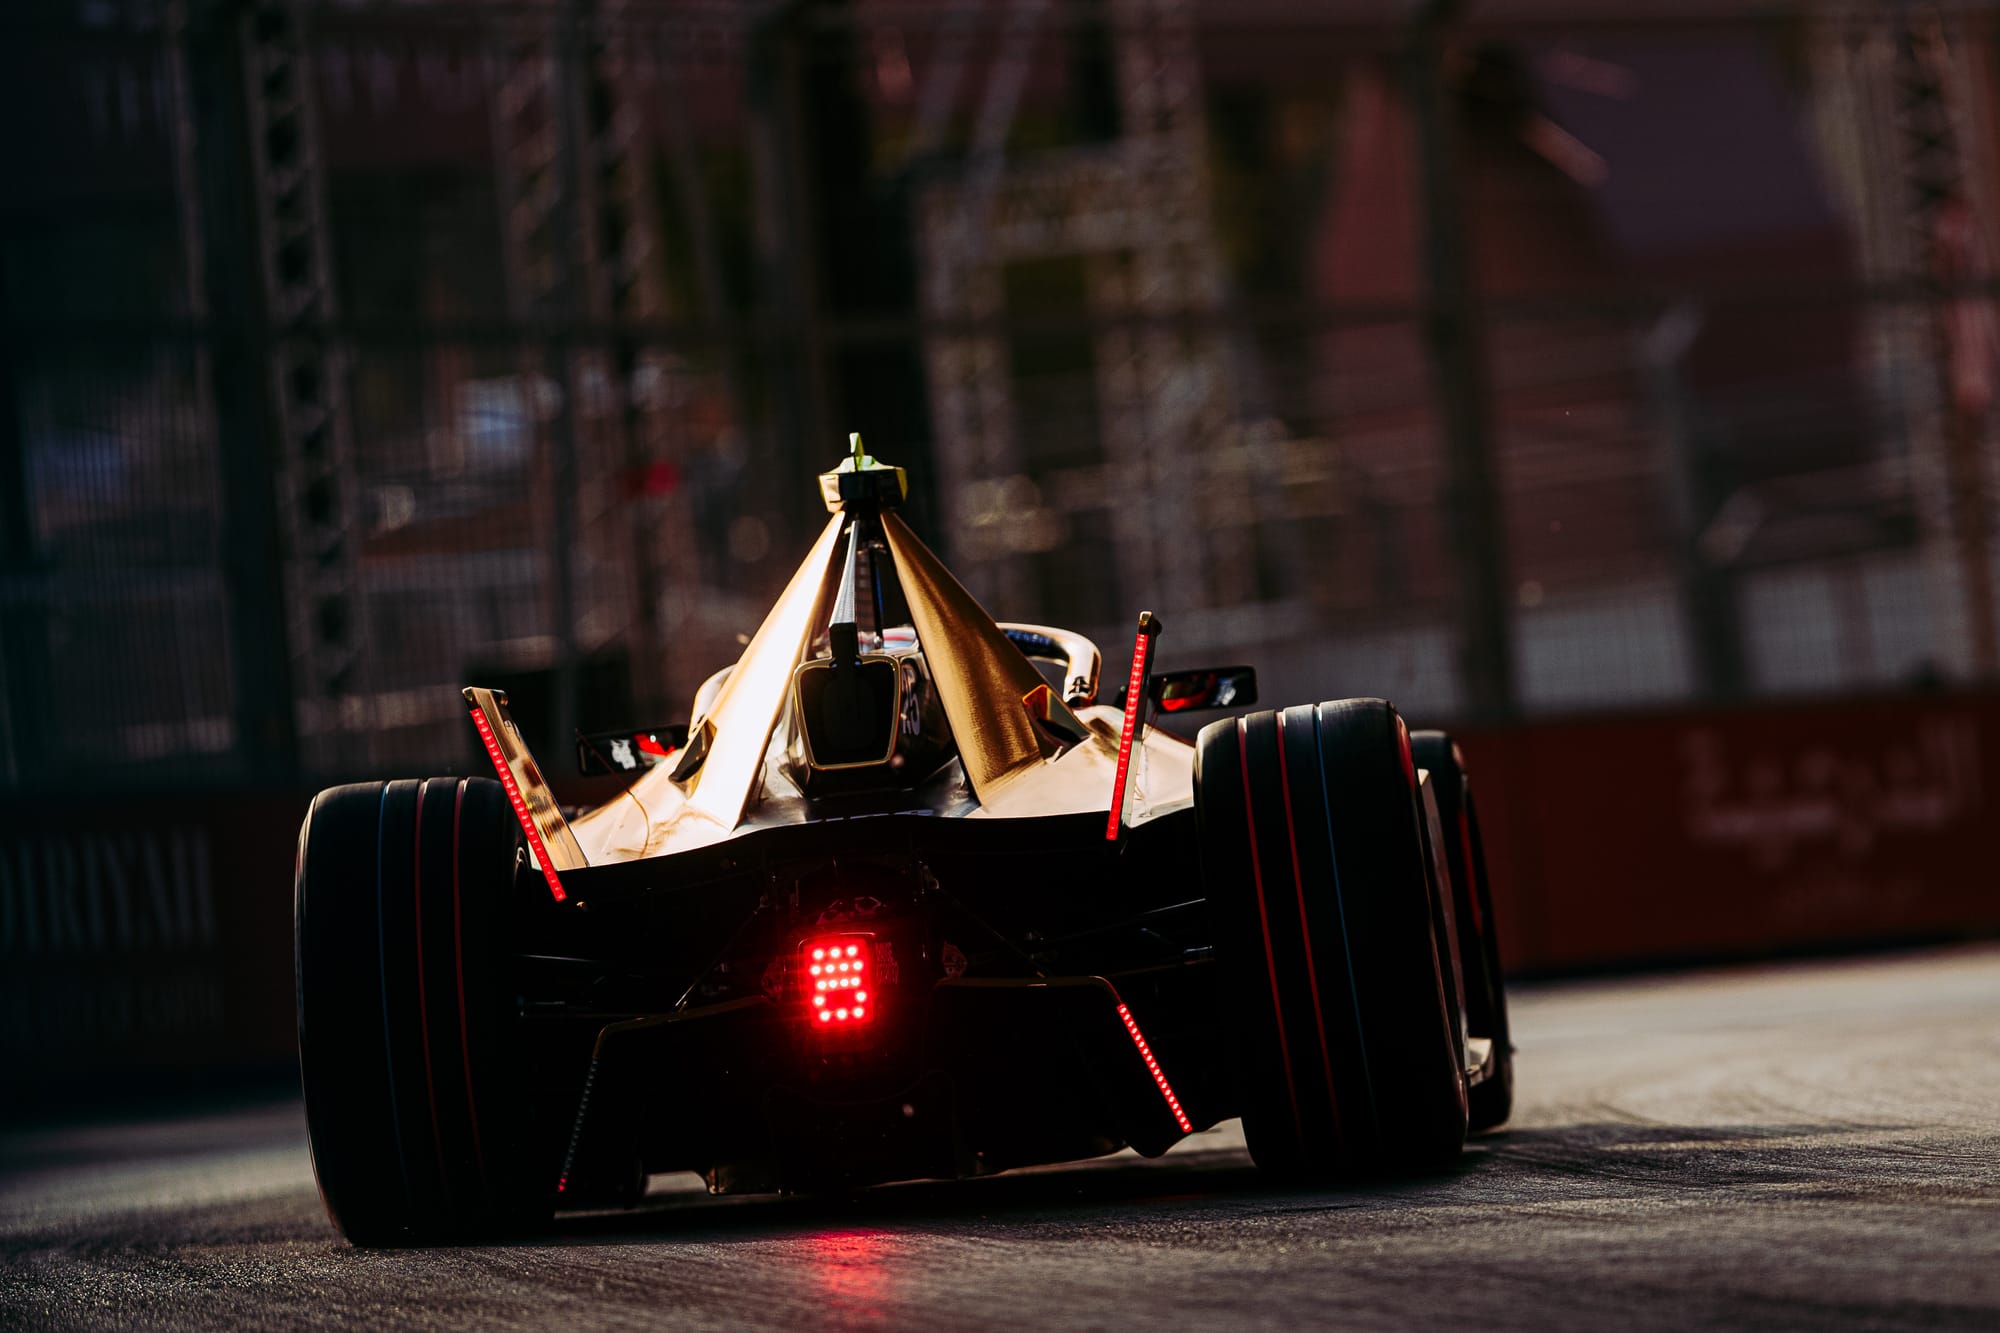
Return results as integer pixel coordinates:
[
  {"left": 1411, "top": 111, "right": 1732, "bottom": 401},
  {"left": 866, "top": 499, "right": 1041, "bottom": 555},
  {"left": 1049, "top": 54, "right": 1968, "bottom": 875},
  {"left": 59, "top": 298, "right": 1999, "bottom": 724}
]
[{"left": 803, "top": 935, "right": 875, "bottom": 1029}]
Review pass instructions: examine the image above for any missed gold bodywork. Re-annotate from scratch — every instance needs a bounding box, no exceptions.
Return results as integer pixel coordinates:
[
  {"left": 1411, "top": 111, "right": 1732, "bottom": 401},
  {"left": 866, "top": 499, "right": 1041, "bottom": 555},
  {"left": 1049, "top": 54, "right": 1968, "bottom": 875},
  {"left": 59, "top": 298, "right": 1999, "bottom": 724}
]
[
  {"left": 533, "top": 454, "right": 1196, "bottom": 866},
  {"left": 879, "top": 512, "right": 1088, "bottom": 802},
  {"left": 462, "top": 685, "right": 590, "bottom": 871},
  {"left": 679, "top": 514, "right": 844, "bottom": 832},
  {"left": 789, "top": 654, "right": 904, "bottom": 770}
]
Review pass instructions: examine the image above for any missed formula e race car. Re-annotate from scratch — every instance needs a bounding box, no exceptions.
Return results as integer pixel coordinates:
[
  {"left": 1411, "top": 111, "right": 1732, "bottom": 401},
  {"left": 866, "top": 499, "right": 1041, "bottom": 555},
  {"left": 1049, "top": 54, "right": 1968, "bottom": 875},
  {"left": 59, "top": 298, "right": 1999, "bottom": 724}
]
[{"left": 294, "top": 438, "right": 1514, "bottom": 1245}]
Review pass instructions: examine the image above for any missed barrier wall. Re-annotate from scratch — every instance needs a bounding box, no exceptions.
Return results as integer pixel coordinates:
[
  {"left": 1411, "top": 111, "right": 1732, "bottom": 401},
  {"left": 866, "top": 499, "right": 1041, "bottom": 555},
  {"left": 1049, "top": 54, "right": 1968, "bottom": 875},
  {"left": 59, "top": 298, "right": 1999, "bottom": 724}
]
[
  {"left": 0, "top": 795, "right": 307, "bottom": 1115},
  {"left": 4, "top": 691, "right": 1996, "bottom": 1109},
  {"left": 1467, "top": 691, "right": 2000, "bottom": 972}
]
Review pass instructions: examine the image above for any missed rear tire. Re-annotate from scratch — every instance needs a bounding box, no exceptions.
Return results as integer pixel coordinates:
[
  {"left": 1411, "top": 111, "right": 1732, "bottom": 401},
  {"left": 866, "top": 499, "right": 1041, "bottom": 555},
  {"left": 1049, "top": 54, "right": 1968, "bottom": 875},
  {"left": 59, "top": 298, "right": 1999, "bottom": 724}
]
[
  {"left": 1196, "top": 699, "right": 1468, "bottom": 1178},
  {"left": 295, "top": 777, "right": 549, "bottom": 1244},
  {"left": 1411, "top": 731, "right": 1514, "bottom": 1133}
]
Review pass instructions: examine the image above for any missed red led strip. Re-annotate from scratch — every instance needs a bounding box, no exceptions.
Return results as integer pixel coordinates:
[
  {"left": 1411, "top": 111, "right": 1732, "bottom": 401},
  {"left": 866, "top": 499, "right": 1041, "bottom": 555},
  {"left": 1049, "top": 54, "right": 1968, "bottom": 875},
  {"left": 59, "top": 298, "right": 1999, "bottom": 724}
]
[
  {"left": 1105, "top": 625, "right": 1155, "bottom": 840},
  {"left": 1117, "top": 1002, "right": 1193, "bottom": 1133},
  {"left": 469, "top": 706, "right": 567, "bottom": 903}
]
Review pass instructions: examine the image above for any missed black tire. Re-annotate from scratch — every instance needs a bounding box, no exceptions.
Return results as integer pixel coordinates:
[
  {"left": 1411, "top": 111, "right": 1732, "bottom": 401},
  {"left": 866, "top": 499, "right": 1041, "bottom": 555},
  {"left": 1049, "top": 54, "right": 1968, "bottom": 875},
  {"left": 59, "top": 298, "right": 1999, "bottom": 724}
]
[
  {"left": 295, "top": 777, "right": 548, "bottom": 1244},
  {"left": 1196, "top": 699, "right": 1468, "bottom": 1178},
  {"left": 1410, "top": 731, "right": 1514, "bottom": 1133}
]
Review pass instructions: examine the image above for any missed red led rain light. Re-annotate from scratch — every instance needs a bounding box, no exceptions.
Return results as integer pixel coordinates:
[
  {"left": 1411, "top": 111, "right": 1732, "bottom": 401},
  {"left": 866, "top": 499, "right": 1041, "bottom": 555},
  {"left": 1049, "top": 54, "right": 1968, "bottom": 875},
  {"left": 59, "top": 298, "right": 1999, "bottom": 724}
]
[
  {"left": 1117, "top": 1002, "right": 1192, "bottom": 1133},
  {"left": 804, "top": 936, "right": 874, "bottom": 1028},
  {"left": 469, "top": 706, "right": 567, "bottom": 903},
  {"left": 1105, "top": 615, "right": 1158, "bottom": 841}
]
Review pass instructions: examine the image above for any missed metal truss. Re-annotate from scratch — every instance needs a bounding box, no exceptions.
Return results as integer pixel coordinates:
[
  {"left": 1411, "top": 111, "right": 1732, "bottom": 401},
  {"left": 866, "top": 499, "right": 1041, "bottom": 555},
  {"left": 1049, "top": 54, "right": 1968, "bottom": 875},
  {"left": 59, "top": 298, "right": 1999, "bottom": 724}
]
[{"left": 240, "top": 0, "right": 371, "bottom": 763}]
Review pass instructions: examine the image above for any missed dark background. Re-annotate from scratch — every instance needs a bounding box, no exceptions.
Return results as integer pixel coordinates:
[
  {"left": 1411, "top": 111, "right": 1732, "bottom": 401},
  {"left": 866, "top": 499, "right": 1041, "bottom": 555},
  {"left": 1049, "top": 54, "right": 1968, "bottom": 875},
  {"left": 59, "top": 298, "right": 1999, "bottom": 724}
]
[{"left": 4, "top": 0, "right": 1999, "bottom": 1111}]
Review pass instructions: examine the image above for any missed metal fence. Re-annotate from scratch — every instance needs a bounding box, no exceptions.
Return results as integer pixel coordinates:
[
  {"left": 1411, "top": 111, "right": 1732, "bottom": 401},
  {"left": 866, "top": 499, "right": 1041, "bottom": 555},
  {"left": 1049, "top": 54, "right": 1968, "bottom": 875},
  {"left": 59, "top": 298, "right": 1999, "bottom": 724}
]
[{"left": 4, "top": 0, "right": 1999, "bottom": 793}]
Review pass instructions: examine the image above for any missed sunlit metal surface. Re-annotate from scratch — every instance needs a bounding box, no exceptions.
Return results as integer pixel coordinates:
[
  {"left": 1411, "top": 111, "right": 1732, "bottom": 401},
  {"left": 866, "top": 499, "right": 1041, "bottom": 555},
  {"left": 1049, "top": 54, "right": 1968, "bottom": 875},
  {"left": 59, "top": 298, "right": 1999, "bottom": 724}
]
[
  {"left": 562, "top": 495, "right": 1198, "bottom": 856},
  {"left": 682, "top": 515, "right": 846, "bottom": 834},
  {"left": 879, "top": 512, "right": 1082, "bottom": 804},
  {"left": 567, "top": 516, "right": 843, "bottom": 858},
  {"left": 461, "top": 685, "right": 588, "bottom": 872}
]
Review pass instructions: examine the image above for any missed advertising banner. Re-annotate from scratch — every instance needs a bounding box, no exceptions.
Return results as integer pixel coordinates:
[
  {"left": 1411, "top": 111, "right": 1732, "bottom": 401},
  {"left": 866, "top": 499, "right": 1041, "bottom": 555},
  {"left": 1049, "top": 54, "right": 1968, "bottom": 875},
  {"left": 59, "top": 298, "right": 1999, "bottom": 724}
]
[
  {"left": 1468, "top": 692, "right": 2000, "bottom": 972},
  {"left": 0, "top": 795, "right": 308, "bottom": 1114}
]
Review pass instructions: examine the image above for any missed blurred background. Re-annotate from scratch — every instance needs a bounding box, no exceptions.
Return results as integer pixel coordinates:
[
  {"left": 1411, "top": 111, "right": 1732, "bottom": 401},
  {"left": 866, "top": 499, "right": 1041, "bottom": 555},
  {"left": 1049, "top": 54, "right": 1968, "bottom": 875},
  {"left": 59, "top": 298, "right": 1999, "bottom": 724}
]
[{"left": 3, "top": 0, "right": 1999, "bottom": 1107}]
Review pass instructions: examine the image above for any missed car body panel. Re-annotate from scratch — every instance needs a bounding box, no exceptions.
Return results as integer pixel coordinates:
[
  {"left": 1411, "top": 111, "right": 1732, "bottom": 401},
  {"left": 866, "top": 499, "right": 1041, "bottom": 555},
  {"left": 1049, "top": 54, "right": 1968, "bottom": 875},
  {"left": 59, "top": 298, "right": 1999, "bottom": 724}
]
[{"left": 559, "top": 487, "right": 1195, "bottom": 866}]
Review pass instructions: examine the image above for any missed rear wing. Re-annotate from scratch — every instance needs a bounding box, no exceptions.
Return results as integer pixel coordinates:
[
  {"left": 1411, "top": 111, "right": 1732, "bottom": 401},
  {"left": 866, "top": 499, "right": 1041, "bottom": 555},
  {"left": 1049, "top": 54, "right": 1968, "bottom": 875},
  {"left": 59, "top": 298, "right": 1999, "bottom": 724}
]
[{"left": 463, "top": 686, "right": 589, "bottom": 901}]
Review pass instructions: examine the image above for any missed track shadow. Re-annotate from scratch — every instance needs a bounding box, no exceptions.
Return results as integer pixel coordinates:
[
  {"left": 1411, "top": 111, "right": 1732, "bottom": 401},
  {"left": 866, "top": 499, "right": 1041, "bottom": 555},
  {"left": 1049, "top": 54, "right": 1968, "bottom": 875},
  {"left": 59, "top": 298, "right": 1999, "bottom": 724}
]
[
  {"left": 1478, "top": 1118, "right": 1941, "bottom": 1185},
  {"left": 529, "top": 1147, "right": 1281, "bottom": 1248},
  {"left": 53, "top": 1112, "right": 1967, "bottom": 1255},
  {"left": 497, "top": 1114, "right": 1968, "bottom": 1252}
]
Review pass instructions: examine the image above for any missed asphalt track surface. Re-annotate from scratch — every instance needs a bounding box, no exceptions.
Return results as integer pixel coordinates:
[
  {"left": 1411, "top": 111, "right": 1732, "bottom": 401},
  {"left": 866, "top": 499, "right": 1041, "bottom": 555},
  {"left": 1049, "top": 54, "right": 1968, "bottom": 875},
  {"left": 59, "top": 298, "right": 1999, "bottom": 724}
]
[{"left": 4, "top": 946, "right": 1998, "bottom": 1331}]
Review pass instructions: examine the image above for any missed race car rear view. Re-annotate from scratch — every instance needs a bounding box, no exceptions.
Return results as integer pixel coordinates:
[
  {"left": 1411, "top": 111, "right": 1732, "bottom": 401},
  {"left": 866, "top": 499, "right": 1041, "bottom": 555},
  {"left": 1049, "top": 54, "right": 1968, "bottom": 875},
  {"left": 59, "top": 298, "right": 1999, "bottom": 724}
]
[{"left": 293, "top": 438, "right": 1514, "bottom": 1245}]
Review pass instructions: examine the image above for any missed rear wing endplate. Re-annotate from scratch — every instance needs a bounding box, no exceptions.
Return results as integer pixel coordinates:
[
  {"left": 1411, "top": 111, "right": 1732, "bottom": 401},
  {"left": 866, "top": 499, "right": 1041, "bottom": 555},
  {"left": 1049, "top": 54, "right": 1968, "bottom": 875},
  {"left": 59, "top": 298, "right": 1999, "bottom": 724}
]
[{"left": 463, "top": 685, "right": 589, "bottom": 901}]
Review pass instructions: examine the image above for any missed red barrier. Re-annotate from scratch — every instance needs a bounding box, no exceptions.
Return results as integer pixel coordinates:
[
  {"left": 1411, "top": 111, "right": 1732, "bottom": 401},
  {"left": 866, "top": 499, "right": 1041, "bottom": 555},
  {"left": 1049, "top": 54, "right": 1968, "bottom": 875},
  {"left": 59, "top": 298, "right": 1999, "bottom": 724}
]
[{"left": 1464, "top": 691, "right": 2000, "bottom": 973}]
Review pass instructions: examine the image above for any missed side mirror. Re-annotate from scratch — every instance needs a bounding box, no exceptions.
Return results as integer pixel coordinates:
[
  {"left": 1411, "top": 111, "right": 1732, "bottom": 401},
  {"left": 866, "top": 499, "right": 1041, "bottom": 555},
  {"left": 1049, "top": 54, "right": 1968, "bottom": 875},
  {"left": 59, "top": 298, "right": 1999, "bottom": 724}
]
[
  {"left": 576, "top": 724, "right": 690, "bottom": 777},
  {"left": 1115, "top": 666, "right": 1257, "bottom": 713}
]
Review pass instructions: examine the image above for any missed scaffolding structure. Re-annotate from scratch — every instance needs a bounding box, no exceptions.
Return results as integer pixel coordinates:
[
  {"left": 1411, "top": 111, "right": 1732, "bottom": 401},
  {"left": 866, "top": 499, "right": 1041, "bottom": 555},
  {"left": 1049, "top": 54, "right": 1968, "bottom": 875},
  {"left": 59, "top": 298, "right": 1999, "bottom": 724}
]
[
  {"left": 237, "top": 0, "right": 373, "bottom": 770},
  {"left": 917, "top": 0, "right": 1268, "bottom": 644},
  {"left": 1810, "top": 4, "right": 2000, "bottom": 678}
]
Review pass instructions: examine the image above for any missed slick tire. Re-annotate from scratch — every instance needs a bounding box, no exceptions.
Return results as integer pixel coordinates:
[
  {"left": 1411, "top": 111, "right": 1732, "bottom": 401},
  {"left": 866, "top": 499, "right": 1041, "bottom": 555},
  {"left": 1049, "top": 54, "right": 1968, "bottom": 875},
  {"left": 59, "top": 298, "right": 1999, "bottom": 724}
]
[
  {"left": 295, "top": 777, "right": 548, "bottom": 1245},
  {"left": 1411, "top": 731, "right": 1514, "bottom": 1133},
  {"left": 1196, "top": 699, "right": 1468, "bottom": 1178}
]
